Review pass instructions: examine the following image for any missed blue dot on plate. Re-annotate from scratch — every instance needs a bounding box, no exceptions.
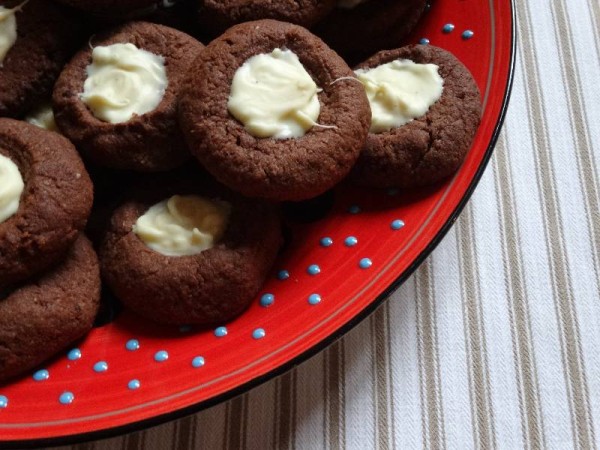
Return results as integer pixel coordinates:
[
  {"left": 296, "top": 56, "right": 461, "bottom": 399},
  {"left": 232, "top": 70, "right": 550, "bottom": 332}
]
[
  {"left": 260, "top": 293, "right": 275, "bottom": 307},
  {"left": 391, "top": 219, "right": 405, "bottom": 230},
  {"left": 442, "top": 23, "right": 455, "bottom": 33},
  {"left": 192, "top": 356, "right": 205, "bottom": 368},
  {"left": 344, "top": 236, "right": 358, "bottom": 247},
  {"left": 348, "top": 205, "right": 361, "bottom": 214},
  {"left": 33, "top": 369, "right": 49, "bottom": 381},
  {"left": 93, "top": 361, "right": 108, "bottom": 373},
  {"left": 59, "top": 392, "right": 74, "bottom": 405},
  {"left": 307, "top": 264, "right": 321, "bottom": 275},
  {"left": 419, "top": 37, "right": 430, "bottom": 45},
  {"left": 359, "top": 258, "right": 373, "bottom": 269},
  {"left": 252, "top": 328, "right": 266, "bottom": 339},
  {"left": 308, "top": 293, "right": 322, "bottom": 305},
  {"left": 277, "top": 270, "right": 290, "bottom": 280},
  {"left": 214, "top": 326, "right": 228, "bottom": 337},
  {"left": 462, "top": 30, "right": 474, "bottom": 39},
  {"left": 128, "top": 379, "right": 140, "bottom": 390},
  {"left": 320, "top": 237, "right": 333, "bottom": 247},
  {"left": 154, "top": 350, "right": 169, "bottom": 362},
  {"left": 125, "top": 339, "right": 140, "bottom": 351},
  {"left": 0, "top": 395, "right": 7, "bottom": 408},
  {"left": 67, "top": 348, "right": 81, "bottom": 361}
]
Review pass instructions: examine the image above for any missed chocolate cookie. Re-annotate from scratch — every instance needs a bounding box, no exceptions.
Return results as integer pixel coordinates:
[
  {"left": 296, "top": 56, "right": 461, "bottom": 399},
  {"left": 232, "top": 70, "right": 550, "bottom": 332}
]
[
  {"left": 100, "top": 180, "right": 282, "bottom": 326},
  {"left": 350, "top": 45, "right": 482, "bottom": 188},
  {"left": 0, "top": 0, "right": 80, "bottom": 118},
  {"left": 0, "top": 119, "right": 93, "bottom": 288},
  {"left": 53, "top": 21, "right": 204, "bottom": 172},
  {"left": 315, "top": 0, "right": 427, "bottom": 63},
  {"left": 197, "top": 0, "right": 336, "bottom": 35},
  {"left": 0, "top": 235, "right": 100, "bottom": 383},
  {"left": 179, "top": 20, "right": 371, "bottom": 201}
]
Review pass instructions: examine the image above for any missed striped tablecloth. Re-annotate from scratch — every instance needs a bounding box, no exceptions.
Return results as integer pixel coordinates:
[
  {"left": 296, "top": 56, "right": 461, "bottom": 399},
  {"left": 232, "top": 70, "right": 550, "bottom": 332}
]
[{"left": 53, "top": 0, "right": 600, "bottom": 448}]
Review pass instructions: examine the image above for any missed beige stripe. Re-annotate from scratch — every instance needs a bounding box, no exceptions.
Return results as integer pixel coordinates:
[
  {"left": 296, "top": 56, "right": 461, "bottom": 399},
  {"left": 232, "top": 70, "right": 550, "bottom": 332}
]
[
  {"left": 416, "top": 276, "right": 429, "bottom": 449},
  {"left": 275, "top": 371, "right": 295, "bottom": 449},
  {"left": 325, "top": 340, "right": 345, "bottom": 450},
  {"left": 494, "top": 133, "right": 546, "bottom": 450},
  {"left": 242, "top": 393, "right": 249, "bottom": 449},
  {"left": 385, "top": 301, "right": 397, "bottom": 449},
  {"left": 430, "top": 261, "right": 447, "bottom": 450},
  {"left": 338, "top": 341, "right": 346, "bottom": 450},
  {"left": 224, "top": 395, "right": 245, "bottom": 450},
  {"left": 456, "top": 205, "right": 497, "bottom": 450},
  {"left": 517, "top": 2, "right": 596, "bottom": 448},
  {"left": 170, "top": 419, "right": 180, "bottom": 450},
  {"left": 188, "top": 414, "right": 198, "bottom": 449},
  {"left": 130, "top": 427, "right": 146, "bottom": 450},
  {"left": 371, "top": 303, "right": 393, "bottom": 450},
  {"left": 291, "top": 368, "right": 298, "bottom": 450},
  {"left": 273, "top": 372, "right": 281, "bottom": 447},
  {"left": 322, "top": 350, "right": 328, "bottom": 449},
  {"left": 223, "top": 400, "right": 231, "bottom": 450},
  {"left": 415, "top": 260, "right": 446, "bottom": 450},
  {"left": 174, "top": 415, "right": 194, "bottom": 450}
]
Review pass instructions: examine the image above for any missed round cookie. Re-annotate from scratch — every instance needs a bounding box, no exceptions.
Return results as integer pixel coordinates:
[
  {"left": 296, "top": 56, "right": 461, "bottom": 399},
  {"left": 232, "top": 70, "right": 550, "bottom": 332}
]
[
  {"left": 0, "top": 235, "right": 100, "bottom": 383},
  {"left": 314, "top": 0, "right": 427, "bottom": 63},
  {"left": 100, "top": 180, "right": 282, "bottom": 326},
  {"left": 0, "top": 118, "right": 93, "bottom": 288},
  {"left": 350, "top": 45, "right": 482, "bottom": 188},
  {"left": 179, "top": 19, "right": 371, "bottom": 201},
  {"left": 53, "top": 21, "right": 204, "bottom": 172},
  {"left": 197, "top": 0, "right": 336, "bottom": 36},
  {"left": 0, "top": 0, "right": 80, "bottom": 118}
]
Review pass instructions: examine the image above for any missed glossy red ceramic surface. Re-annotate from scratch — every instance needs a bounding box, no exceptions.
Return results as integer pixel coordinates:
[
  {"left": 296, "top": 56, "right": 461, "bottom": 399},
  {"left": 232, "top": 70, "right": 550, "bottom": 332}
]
[{"left": 0, "top": 0, "right": 514, "bottom": 445}]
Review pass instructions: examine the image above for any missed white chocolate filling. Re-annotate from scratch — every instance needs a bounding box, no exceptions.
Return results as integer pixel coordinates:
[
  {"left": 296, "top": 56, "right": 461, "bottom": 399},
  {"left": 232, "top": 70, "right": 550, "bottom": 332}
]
[
  {"left": 26, "top": 102, "right": 58, "bottom": 132},
  {"left": 355, "top": 59, "right": 444, "bottom": 133},
  {"left": 81, "top": 43, "right": 168, "bottom": 124},
  {"left": 228, "top": 48, "right": 321, "bottom": 139},
  {"left": 0, "top": 4, "right": 20, "bottom": 65},
  {"left": 132, "top": 195, "right": 231, "bottom": 257},
  {"left": 0, "top": 153, "right": 24, "bottom": 224}
]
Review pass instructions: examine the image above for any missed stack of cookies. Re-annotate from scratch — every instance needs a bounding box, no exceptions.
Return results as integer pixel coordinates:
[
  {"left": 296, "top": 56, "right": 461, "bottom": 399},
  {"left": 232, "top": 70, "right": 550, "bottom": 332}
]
[
  {"left": 0, "top": 0, "right": 481, "bottom": 382},
  {"left": 0, "top": 118, "right": 99, "bottom": 382}
]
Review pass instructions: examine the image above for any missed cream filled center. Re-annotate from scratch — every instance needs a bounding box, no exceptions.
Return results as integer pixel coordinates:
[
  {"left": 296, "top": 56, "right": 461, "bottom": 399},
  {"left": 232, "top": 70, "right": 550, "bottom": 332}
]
[
  {"left": 0, "top": 5, "right": 19, "bottom": 65},
  {"left": 355, "top": 59, "right": 444, "bottom": 133},
  {"left": 26, "top": 102, "right": 58, "bottom": 132},
  {"left": 81, "top": 43, "right": 168, "bottom": 124},
  {"left": 227, "top": 48, "right": 321, "bottom": 139},
  {"left": 0, "top": 153, "right": 24, "bottom": 224},
  {"left": 132, "top": 195, "right": 231, "bottom": 257}
]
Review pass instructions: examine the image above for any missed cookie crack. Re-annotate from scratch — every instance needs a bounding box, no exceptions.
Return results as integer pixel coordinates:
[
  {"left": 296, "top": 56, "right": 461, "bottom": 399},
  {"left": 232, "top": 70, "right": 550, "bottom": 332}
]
[{"left": 412, "top": 115, "right": 436, "bottom": 175}]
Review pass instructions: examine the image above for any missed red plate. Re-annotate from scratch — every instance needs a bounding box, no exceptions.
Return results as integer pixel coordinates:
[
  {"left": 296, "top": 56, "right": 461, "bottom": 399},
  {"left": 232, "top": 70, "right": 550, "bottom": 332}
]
[{"left": 0, "top": 0, "right": 515, "bottom": 446}]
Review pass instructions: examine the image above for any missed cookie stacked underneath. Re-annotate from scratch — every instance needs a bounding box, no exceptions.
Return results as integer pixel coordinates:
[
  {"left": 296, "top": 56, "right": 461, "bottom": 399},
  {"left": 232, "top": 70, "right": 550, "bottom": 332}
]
[{"left": 0, "top": 119, "right": 99, "bottom": 383}]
